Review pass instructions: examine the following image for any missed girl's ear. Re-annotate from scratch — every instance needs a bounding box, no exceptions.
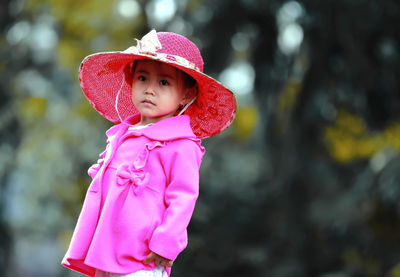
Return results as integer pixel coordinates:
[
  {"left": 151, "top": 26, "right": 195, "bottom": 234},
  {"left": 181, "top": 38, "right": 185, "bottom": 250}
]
[{"left": 180, "top": 85, "right": 198, "bottom": 106}]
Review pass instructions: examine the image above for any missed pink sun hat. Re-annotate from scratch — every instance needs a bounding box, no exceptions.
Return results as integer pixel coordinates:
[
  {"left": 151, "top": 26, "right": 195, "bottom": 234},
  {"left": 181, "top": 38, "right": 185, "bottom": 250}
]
[{"left": 79, "top": 29, "right": 236, "bottom": 139}]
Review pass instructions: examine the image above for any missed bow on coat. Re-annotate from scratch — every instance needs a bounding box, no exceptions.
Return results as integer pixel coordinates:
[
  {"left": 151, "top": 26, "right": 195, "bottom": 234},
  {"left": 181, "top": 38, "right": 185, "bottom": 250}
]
[{"left": 116, "top": 163, "right": 149, "bottom": 195}]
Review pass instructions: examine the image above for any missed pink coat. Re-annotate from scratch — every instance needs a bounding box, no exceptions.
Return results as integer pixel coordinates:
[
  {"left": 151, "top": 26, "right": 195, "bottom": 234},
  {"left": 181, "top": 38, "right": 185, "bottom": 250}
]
[{"left": 62, "top": 115, "right": 205, "bottom": 276}]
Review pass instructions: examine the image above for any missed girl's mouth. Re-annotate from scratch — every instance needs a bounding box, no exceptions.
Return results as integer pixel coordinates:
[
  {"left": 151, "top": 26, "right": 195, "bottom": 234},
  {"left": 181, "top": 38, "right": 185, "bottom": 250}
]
[{"left": 142, "top": 99, "right": 155, "bottom": 106}]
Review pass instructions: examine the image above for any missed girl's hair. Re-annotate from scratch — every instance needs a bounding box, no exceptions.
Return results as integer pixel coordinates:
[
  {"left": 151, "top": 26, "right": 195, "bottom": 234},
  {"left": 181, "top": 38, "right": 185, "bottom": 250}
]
[{"left": 124, "top": 60, "right": 197, "bottom": 89}]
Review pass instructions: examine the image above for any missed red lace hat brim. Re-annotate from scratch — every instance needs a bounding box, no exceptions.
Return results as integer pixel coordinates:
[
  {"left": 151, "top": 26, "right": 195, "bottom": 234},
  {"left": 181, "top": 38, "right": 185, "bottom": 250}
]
[{"left": 79, "top": 51, "right": 236, "bottom": 139}]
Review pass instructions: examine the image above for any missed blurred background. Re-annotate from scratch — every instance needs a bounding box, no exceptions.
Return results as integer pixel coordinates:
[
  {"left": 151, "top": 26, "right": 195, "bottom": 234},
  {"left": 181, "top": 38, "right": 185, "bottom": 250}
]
[{"left": 1, "top": 0, "right": 400, "bottom": 276}]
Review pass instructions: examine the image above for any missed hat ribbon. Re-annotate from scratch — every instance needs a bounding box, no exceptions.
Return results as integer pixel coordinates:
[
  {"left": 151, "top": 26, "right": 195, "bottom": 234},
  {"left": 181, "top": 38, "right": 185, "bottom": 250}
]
[{"left": 178, "top": 96, "right": 197, "bottom": 116}]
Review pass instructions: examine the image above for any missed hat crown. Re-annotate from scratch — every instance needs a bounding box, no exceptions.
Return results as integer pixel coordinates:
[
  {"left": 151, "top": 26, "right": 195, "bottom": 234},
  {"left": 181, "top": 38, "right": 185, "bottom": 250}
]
[{"left": 156, "top": 32, "right": 204, "bottom": 72}]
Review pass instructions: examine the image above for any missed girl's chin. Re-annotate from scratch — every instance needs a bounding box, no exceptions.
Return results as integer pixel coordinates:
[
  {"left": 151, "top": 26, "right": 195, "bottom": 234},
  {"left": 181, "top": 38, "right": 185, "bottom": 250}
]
[{"left": 140, "top": 113, "right": 176, "bottom": 123}]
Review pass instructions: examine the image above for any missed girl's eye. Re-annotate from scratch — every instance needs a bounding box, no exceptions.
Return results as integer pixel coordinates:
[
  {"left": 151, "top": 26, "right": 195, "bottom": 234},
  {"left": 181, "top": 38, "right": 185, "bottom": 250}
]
[
  {"left": 138, "top": 75, "right": 146, "bottom": 81},
  {"left": 160, "top": 80, "right": 169, "bottom": 86}
]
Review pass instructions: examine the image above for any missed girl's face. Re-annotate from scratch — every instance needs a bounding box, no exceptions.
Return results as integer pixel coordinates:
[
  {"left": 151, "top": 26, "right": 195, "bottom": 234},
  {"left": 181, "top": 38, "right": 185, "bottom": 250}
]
[{"left": 131, "top": 60, "right": 188, "bottom": 125}]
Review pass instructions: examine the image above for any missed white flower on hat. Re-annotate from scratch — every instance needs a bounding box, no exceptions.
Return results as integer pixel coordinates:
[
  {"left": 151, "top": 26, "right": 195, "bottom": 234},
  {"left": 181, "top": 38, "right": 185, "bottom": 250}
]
[
  {"left": 122, "top": 29, "right": 162, "bottom": 56},
  {"left": 136, "top": 29, "right": 162, "bottom": 54}
]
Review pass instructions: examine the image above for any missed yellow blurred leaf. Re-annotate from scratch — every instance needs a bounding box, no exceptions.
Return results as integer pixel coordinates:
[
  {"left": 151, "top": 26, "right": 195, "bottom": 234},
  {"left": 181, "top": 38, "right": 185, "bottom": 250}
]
[
  {"left": 59, "top": 230, "right": 73, "bottom": 250},
  {"left": 18, "top": 97, "right": 47, "bottom": 122},
  {"left": 388, "top": 263, "right": 400, "bottom": 277},
  {"left": 233, "top": 106, "right": 258, "bottom": 141},
  {"left": 57, "top": 38, "right": 89, "bottom": 72},
  {"left": 336, "top": 109, "right": 365, "bottom": 135},
  {"left": 324, "top": 109, "right": 400, "bottom": 163},
  {"left": 278, "top": 78, "right": 303, "bottom": 112}
]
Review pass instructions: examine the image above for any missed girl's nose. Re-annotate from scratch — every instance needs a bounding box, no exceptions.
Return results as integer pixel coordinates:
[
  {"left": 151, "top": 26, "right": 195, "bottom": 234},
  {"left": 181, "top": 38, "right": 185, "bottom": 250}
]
[{"left": 144, "top": 82, "right": 156, "bottom": 95}]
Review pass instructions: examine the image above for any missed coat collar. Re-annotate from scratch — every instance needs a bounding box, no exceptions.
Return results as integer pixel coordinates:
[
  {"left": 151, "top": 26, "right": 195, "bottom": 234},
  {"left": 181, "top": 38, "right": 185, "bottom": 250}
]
[{"left": 106, "top": 114, "right": 198, "bottom": 142}]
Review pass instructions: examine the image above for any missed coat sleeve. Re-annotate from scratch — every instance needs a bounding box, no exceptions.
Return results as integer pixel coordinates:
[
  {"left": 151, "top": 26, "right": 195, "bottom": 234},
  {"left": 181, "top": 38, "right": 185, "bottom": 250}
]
[{"left": 148, "top": 139, "right": 204, "bottom": 261}]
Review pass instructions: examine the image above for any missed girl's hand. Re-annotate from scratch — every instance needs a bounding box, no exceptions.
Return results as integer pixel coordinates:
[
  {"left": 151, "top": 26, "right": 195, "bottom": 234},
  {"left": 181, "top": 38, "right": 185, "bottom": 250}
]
[{"left": 143, "top": 251, "right": 174, "bottom": 267}]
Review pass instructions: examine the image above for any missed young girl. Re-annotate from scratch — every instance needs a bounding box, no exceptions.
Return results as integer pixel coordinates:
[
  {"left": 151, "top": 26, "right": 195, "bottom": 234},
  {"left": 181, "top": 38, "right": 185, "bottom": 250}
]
[{"left": 62, "top": 30, "right": 236, "bottom": 277}]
